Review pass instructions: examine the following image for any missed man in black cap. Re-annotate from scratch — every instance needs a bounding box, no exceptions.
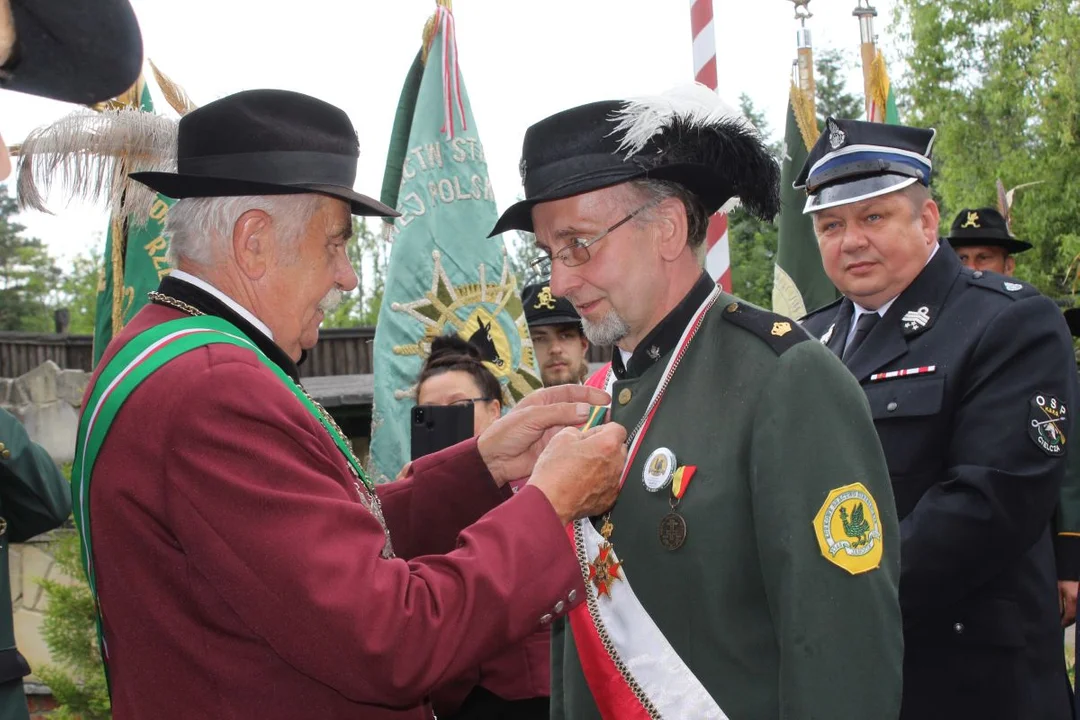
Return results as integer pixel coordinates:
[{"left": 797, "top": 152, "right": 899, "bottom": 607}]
[
  {"left": 72, "top": 88, "right": 628, "bottom": 720},
  {"left": 0, "top": 2, "right": 141, "bottom": 717},
  {"left": 800, "top": 117, "right": 1078, "bottom": 720},
  {"left": 522, "top": 282, "right": 590, "bottom": 386},
  {"left": 492, "top": 84, "right": 902, "bottom": 719},
  {"left": 947, "top": 206, "right": 1032, "bottom": 275},
  {"left": 949, "top": 207, "right": 1080, "bottom": 630}
]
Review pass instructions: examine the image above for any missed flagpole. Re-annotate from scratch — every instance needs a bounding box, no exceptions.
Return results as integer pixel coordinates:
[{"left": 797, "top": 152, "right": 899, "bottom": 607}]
[
  {"left": 853, "top": 0, "right": 878, "bottom": 121},
  {"left": 689, "top": 0, "right": 731, "bottom": 292},
  {"left": 793, "top": 1, "right": 815, "bottom": 112}
]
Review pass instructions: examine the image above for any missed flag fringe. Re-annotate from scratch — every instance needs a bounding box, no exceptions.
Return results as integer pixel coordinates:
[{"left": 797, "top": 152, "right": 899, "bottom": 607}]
[
  {"left": 868, "top": 50, "right": 890, "bottom": 123},
  {"left": 790, "top": 82, "right": 820, "bottom": 152},
  {"left": 148, "top": 59, "right": 198, "bottom": 116}
]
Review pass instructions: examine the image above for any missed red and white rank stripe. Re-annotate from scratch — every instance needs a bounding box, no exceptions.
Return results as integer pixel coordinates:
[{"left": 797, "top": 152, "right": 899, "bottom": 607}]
[
  {"left": 870, "top": 365, "right": 937, "bottom": 382},
  {"left": 690, "top": 0, "right": 731, "bottom": 292}
]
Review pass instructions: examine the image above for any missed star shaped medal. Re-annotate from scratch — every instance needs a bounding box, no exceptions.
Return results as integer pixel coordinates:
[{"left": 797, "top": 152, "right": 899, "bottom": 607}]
[{"left": 588, "top": 519, "right": 624, "bottom": 598}]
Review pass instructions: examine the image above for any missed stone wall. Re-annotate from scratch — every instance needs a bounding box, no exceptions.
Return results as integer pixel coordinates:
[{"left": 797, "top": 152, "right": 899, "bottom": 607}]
[
  {"left": 9, "top": 531, "right": 80, "bottom": 684},
  {"left": 1, "top": 360, "right": 89, "bottom": 464}
]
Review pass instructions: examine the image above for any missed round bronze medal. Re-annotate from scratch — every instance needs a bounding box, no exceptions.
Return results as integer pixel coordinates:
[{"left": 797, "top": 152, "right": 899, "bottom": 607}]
[{"left": 658, "top": 512, "right": 687, "bottom": 551}]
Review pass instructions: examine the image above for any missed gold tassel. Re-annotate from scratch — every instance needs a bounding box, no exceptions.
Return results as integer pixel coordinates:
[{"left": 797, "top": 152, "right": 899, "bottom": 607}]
[
  {"left": 421, "top": 0, "right": 453, "bottom": 64},
  {"left": 791, "top": 82, "right": 820, "bottom": 152},
  {"left": 148, "top": 59, "right": 198, "bottom": 116},
  {"left": 868, "top": 50, "right": 890, "bottom": 122},
  {"left": 109, "top": 214, "right": 126, "bottom": 337}
]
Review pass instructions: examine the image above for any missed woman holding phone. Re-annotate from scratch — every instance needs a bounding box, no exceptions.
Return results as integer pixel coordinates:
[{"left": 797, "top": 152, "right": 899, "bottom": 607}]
[{"left": 402, "top": 334, "right": 549, "bottom": 720}]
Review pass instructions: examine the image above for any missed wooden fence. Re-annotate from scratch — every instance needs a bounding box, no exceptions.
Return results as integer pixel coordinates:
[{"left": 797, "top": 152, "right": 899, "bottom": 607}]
[{"left": 1, "top": 328, "right": 611, "bottom": 378}]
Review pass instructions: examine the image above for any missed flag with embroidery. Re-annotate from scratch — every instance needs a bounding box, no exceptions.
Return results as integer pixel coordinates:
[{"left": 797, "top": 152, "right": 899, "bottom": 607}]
[
  {"left": 93, "top": 77, "right": 174, "bottom": 365},
  {"left": 369, "top": 2, "right": 542, "bottom": 484},
  {"left": 772, "top": 83, "right": 838, "bottom": 319}
]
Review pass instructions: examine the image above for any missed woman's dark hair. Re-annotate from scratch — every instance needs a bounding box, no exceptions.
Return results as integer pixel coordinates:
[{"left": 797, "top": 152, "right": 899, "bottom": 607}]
[{"left": 417, "top": 334, "right": 502, "bottom": 402}]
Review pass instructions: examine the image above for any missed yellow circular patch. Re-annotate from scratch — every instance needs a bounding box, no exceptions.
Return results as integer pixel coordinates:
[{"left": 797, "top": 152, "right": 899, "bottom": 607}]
[{"left": 813, "top": 482, "right": 884, "bottom": 575}]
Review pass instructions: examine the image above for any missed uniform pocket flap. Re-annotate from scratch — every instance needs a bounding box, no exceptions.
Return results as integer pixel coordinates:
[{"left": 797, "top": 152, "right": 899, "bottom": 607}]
[
  {"left": 865, "top": 376, "right": 945, "bottom": 420},
  {"left": 0, "top": 647, "right": 31, "bottom": 684}
]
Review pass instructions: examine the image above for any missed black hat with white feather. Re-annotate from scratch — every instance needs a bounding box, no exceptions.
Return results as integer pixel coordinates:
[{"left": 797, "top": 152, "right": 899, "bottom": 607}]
[{"left": 488, "top": 83, "right": 780, "bottom": 237}]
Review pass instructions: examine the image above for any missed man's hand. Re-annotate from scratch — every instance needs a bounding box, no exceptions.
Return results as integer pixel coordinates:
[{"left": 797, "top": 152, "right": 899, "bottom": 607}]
[
  {"left": 1059, "top": 580, "right": 1078, "bottom": 627},
  {"left": 476, "top": 384, "right": 611, "bottom": 485},
  {"left": 528, "top": 424, "right": 628, "bottom": 526}
]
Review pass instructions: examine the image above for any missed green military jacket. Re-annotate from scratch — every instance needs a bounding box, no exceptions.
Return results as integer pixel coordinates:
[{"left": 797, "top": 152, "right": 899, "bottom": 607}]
[
  {"left": 551, "top": 286, "right": 903, "bottom": 720},
  {"left": 0, "top": 409, "right": 72, "bottom": 720}
]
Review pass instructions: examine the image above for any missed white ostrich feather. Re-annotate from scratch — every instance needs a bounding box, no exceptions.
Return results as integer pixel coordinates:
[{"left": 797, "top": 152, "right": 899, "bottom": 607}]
[
  {"left": 16, "top": 108, "right": 178, "bottom": 226},
  {"left": 609, "top": 82, "right": 749, "bottom": 157}
]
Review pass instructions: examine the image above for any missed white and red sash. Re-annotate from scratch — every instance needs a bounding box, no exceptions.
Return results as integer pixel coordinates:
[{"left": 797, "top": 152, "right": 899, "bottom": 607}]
[{"left": 566, "top": 289, "right": 728, "bottom": 719}]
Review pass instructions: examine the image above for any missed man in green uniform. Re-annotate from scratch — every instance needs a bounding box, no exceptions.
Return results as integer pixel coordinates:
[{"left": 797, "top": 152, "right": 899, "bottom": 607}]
[
  {"left": 489, "top": 85, "right": 903, "bottom": 719},
  {"left": 0, "top": 412, "right": 72, "bottom": 719}
]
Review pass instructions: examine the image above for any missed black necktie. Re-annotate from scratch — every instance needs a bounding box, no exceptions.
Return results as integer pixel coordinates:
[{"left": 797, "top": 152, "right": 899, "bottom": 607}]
[{"left": 843, "top": 311, "right": 880, "bottom": 362}]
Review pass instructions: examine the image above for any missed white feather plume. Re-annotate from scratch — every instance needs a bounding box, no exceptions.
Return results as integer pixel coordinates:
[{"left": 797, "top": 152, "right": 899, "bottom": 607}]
[
  {"left": 16, "top": 108, "right": 178, "bottom": 226},
  {"left": 608, "top": 82, "right": 749, "bottom": 157}
]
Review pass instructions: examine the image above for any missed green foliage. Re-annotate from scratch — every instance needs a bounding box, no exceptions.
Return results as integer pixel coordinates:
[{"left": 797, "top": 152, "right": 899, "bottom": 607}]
[
  {"left": 893, "top": 0, "right": 1080, "bottom": 300},
  {"left": 814, "top": 48, "right": 865, "bottom": 124},
  {"left": 35, "top": 531, "right": 111, "bottom": 719},
  {"left": 0, "top": 185, "right": 63, "bottom": 331},
  {"left": 727, "top": 94, "right": 781, "bottom": 309},
  {"left": 323, "top": 218, "right": 387, "bottom": 327},
  {"left": 59, "top": 239, "right": 105, "bottom": 335}
]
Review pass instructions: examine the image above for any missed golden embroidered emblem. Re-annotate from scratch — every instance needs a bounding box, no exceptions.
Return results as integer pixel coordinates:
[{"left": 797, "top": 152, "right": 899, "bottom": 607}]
[
  {"left": 533, "top": 286, "right": 557, "bottom": 310},
  {"left": 814, "top": 482, "right": 884, "bottom": 575},
  {"left": 771, "top": 321, "right": 793, "bottom": 337},
  {"left": 961, "top": 211, "right": 981, "bottom": 229}
]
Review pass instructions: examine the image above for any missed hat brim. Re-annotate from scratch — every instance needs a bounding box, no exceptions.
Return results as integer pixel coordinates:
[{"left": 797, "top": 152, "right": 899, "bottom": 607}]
[
  {"left": 946, "top": 234, "right": 1032, "bottom": 254},
  {"left": 3, "top": 0, "right": 143, "bottom": 105},
  {"left": 1065, "top": 308, "right": 1080, "bottom": 338},
  {"left": 526, "top": 315, "right": 582, "bottom": 328},
  {"left": 488, "top": 163, "right": 740, "bottom": 237},
  {"left": 803, "top": 174, "right": 918, "bottom": 214},
  {"left": 128, "top": 172, "right": 400, "bottom": 217}
]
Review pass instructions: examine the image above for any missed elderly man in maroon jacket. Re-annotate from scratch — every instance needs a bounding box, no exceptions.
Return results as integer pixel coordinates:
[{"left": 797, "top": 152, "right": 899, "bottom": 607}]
[{"left": 74, "top": 89, "right": 625, "bottom": 720}]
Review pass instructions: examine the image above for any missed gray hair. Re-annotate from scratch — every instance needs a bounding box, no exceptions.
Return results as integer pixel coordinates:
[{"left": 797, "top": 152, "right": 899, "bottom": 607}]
[
  {"left": 164, "top": 194, "right": 324, "bottom": 266},
  {"left": 627, "top": 179, "right": 711, "bottom": 249}
]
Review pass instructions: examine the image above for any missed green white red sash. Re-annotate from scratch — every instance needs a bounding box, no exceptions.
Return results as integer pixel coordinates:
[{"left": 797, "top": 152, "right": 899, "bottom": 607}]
[
  {"left": 71, "top": 316, "right": 376, "bottom": 690},
  {"left": 565, "top": 288, "right": 728, "bottom": 719}
]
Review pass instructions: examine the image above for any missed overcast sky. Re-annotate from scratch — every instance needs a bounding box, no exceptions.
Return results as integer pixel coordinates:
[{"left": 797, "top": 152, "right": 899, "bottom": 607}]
[{"left": 1, "top": 0, "right": 898, "bottom": 264}]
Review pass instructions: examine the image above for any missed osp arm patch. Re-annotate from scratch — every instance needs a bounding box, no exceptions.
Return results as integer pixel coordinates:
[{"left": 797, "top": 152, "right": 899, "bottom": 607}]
[
  {"left": 813, "top": 482, "right": 884, "bottom": 575},
  {"left": 1029, "top": 393, "right": 1068, "bottom": 456}
]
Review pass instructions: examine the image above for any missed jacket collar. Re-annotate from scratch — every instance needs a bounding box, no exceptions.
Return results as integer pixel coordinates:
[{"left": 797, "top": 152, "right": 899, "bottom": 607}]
[
  {"left": 155, "top": 275, "right": 303, "bottom": 383},
  {"left": 612, "top": 272, "right": 715, "bottom": 380},
  {"left": 838, "top": 239, "right": 961, "bottom": 381}
]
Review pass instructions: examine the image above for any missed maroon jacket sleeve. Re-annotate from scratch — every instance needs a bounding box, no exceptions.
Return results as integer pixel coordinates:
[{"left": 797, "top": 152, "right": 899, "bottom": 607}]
[
  {"left": 376, "top": 440, "right": 512, "bottom": 559},
  {"left": 163, "top": 352, "right": 584, "bottom": 708}
]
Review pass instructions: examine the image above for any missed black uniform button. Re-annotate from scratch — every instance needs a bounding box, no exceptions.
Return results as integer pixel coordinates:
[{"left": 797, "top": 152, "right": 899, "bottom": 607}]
[{"left": 886, "top": 401, "right": 898, "bottom": 412}]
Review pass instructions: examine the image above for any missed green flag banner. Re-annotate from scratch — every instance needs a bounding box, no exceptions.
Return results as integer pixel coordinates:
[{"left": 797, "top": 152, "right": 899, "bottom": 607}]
[
  {"left": 92, "top": 78, "right": 174, "bottom": 366},
  {"left": 772, "top": 84, "right": 838, "bottom": 319},
  {"left": 369, "top": 4, "right": 542, "bottom": 483}
]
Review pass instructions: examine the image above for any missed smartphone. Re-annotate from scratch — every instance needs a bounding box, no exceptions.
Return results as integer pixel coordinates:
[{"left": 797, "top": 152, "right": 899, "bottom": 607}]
[{"left": 411, "top": 404, "right": 475, "bottom": 460}]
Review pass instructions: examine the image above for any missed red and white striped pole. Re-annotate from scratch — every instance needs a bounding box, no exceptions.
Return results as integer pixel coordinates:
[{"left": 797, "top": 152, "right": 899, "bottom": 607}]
[{"left": 690, "top": 0, "right": 732, "bottom": 292}]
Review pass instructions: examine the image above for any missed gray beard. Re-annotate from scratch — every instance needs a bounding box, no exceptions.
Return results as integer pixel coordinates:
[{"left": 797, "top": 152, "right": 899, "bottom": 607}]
[{"left": 581, "top": 310, "right": 630, "bottom": 347}]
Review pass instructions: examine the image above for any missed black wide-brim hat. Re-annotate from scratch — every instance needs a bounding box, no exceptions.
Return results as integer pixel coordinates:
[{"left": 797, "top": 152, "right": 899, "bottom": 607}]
[
  {"left": 0, "top": 0, "right": 143, "bottom": 105},
  {"left": 522, "top": 282, "right": 581, "bottom": 327},
  {"left": 490, "top": 85, "right": 780, "bottom": 236},
  {"left": 130, "top": 89, "right": 398, "bottom": 217},
  {"left": 946, "top": 207, "right": 1031, "bottom": 254}
]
